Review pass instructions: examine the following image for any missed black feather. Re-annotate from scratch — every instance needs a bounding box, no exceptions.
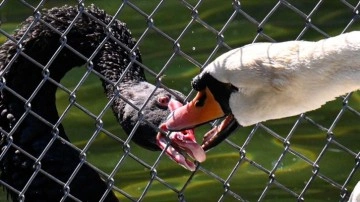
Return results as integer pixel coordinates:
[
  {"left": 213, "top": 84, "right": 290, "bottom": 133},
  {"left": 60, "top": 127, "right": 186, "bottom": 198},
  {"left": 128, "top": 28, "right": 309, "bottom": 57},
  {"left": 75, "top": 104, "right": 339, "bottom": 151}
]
[{"left": 0, "top": 5, "right": 184, "bottom": 201}]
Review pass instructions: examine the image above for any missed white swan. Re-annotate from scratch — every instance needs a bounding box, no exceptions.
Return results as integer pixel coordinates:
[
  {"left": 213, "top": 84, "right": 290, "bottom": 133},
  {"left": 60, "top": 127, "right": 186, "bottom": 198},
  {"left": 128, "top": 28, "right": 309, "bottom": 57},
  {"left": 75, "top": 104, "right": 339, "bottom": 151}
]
[
  {"left": 165, "top": 31, "right": 360, "bottom": 150},
  {"left": 349, "top": 181, "right": 360, "bottom": 202}
]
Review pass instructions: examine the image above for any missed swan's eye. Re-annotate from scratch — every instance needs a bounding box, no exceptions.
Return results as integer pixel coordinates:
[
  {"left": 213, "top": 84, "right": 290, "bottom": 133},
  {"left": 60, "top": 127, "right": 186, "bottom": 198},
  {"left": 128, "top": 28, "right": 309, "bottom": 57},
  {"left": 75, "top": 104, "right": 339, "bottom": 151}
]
[{"left": 157, "top": 95, "right": 170, "bottom": 108}]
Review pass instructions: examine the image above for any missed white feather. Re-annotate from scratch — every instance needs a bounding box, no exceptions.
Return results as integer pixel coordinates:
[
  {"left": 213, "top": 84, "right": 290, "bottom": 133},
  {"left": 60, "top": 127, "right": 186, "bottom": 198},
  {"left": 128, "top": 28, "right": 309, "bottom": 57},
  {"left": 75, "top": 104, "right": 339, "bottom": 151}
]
[
  {"left": 349, "top": 181, "right": 360, "bottom": 202},
  {"left": 204, "top": 31, "right": 360, "bottom": 126}
]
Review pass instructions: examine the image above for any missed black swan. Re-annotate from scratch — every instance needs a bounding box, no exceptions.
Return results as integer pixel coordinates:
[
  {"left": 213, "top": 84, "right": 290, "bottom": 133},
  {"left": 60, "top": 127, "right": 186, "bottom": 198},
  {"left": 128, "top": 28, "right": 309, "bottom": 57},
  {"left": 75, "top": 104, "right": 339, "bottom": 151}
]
[{"left": 0, "top": 5, "right": 204, "bottom": 201}]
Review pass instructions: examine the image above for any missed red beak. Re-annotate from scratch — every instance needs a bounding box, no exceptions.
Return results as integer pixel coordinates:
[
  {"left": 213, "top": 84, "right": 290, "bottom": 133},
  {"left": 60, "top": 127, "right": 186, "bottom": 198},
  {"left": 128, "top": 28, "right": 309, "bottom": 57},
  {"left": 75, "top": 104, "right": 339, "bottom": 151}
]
[{"left": 156, "top": 99, "right": 206, "bottom": 171}]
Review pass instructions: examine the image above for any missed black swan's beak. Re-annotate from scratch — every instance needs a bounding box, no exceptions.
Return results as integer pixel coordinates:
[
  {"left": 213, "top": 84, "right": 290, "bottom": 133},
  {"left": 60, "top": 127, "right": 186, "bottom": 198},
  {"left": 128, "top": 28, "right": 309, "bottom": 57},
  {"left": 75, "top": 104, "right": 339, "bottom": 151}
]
[{"left": 156, "top": 99, "right": 205, "bottom": 171}]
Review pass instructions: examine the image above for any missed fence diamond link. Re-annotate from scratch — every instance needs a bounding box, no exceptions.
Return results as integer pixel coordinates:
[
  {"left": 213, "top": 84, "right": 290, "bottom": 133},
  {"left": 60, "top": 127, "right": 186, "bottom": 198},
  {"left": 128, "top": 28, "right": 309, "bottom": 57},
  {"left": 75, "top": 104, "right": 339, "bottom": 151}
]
[{"left": 0, "top": 0, "right": 359, "bottom": 202}]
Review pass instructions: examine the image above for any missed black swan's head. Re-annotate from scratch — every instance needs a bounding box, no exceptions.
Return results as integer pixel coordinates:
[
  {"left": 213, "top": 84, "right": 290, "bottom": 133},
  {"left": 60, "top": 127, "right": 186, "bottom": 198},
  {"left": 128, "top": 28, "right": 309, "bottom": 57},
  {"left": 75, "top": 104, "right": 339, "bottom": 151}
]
[
  {"left": 115, "top": 81, "right": 205, "bottom": 170},
  {"left": 117, "top": 81, "right": 179, "bottom": 148},
  {"left": 0, "top": 5, "right": 204, "bottom": 173},
  {"left": 0, "top": 4, "right": 207, "bottom": 201}
]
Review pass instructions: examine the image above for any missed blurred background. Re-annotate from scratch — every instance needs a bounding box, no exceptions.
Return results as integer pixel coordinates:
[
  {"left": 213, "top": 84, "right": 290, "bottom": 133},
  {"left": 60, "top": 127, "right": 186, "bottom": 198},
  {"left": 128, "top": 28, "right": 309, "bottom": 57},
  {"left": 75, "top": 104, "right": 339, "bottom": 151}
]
[{"left": 1, "top": 0, "right": 359, "bottom": 201}]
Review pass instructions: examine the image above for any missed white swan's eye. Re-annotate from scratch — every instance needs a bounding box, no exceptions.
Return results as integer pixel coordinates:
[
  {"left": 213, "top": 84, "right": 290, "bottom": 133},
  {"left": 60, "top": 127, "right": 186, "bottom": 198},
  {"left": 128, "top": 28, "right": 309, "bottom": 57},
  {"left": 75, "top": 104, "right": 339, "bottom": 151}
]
[{"left": 157, "top": 95, "right": 170, "bottom": 108}]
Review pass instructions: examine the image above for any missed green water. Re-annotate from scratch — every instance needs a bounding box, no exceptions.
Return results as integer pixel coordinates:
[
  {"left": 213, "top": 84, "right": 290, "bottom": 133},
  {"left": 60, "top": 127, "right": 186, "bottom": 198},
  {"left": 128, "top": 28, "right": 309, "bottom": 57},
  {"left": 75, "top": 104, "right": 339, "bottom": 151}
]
[{"left": 1, "top": 1, "right": 360, "bottom": 201}]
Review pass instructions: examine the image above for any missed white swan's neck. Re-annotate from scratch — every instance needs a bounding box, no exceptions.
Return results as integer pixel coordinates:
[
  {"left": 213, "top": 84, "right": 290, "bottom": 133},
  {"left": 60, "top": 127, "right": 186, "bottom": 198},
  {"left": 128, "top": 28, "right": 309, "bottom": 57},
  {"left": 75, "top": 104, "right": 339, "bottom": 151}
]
[{"left": 206, "top": 31, "right": 360, "bottom": 126}]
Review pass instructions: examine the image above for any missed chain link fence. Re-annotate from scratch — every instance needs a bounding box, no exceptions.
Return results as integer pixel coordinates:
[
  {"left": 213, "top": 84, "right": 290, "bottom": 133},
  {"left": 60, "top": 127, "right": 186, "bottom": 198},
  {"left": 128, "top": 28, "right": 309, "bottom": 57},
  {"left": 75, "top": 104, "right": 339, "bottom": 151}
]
[{"left": 0, "top": 0, "right": 359, "bottom": 201}]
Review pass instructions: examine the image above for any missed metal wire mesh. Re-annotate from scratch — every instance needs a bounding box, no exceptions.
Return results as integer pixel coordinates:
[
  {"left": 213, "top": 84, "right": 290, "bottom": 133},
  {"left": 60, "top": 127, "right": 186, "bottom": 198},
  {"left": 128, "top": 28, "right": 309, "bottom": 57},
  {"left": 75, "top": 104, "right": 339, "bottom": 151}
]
[{"left": 0, "top": 0, "right": 359, "bottom": 201}]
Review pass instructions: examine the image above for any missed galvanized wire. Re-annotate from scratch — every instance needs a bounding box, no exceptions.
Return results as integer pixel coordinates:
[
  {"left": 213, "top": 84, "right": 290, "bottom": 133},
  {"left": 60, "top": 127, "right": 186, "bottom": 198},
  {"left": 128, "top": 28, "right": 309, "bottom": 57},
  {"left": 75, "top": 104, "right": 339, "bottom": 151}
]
[{"left": 0, "top": 0, "right": 359, "bottom": 201}]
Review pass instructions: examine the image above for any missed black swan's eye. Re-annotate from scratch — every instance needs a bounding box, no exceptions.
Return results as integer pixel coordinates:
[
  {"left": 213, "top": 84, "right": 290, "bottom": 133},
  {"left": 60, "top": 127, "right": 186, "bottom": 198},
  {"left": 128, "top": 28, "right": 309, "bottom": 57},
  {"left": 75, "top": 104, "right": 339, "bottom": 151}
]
[{"left": 156, "top": 95, "right": 170, "bottom": 108}]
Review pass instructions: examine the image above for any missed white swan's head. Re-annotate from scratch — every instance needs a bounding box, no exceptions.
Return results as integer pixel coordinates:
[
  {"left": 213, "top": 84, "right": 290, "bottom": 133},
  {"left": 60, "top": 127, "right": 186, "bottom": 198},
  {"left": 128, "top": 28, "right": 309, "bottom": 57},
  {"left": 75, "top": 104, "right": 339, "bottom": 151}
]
[{"left": 165, "top": 73, "right": 239, "bottom": 150}]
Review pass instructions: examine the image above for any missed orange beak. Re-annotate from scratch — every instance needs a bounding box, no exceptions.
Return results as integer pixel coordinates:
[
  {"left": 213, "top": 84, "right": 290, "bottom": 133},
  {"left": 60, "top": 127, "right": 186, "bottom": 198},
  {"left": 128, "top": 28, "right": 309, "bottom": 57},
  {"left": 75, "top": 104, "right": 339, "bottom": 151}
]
[{"left": 165, "top": 87, "right": 225, "bottom": 131}]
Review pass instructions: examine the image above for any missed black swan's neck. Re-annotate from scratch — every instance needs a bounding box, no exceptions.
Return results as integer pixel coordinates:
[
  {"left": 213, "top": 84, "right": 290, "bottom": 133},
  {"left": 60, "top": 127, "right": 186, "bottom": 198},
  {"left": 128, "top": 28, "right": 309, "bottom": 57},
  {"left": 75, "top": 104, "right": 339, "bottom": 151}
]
[
  {"left": 0, "top": 5, "right": 143, "bottom": 133},
  {"left": 0, "top": 5, "right": 143, "bottom": 201}
]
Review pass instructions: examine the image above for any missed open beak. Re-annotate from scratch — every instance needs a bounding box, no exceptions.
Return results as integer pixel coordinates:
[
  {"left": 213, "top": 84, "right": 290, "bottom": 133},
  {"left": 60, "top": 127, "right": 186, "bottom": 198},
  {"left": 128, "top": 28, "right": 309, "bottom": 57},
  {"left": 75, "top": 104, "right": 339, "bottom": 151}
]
[
  {"left": 165, "top": 87, "right": 225, "bottom": 131},
  {"left": 201, "top": 114, "right": 240, "bottom": 151},
  {"left": 156, "top": 99, "right": 206, "bottom": 171},
  {"left": 165, "top": 87, "right": 240, "bottom": 151}
]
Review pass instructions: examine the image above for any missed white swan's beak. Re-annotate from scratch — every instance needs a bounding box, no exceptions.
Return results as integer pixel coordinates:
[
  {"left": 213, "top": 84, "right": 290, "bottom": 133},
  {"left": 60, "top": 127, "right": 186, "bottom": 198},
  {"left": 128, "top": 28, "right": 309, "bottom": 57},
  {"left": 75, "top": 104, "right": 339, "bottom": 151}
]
[
  {"left": 165, "top": 87, "right": 225, "bottom": 130},
  {"left": 165, "top": 88, "right": 240, "bottom": 151}
]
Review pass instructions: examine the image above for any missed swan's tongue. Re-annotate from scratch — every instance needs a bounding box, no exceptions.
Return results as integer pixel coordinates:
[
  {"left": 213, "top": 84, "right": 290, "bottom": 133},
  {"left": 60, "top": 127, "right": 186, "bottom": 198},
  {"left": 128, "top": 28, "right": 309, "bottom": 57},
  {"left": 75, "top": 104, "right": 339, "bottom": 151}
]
[{"left": 156, "top": 99, "right": 205, "bottom": 171}]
